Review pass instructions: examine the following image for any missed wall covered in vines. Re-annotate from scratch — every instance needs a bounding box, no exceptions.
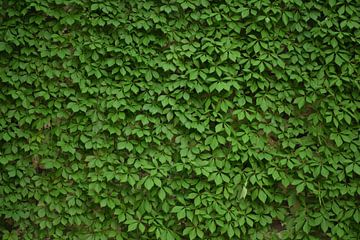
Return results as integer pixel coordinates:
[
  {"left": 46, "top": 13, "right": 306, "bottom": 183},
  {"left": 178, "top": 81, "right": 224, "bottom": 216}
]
[{"left": 1, "top": 0, "right": 360, "bottom": 239}]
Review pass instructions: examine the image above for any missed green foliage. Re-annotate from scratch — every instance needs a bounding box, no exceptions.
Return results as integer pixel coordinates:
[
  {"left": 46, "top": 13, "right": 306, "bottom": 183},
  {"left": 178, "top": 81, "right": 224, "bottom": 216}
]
[{"left": 1, "top": 0, "right": 360, "bottom": 239}]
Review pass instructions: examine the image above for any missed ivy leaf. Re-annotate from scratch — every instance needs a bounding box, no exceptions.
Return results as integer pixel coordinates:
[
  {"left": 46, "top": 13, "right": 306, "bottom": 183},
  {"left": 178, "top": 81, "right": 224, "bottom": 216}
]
[
  {"left": 2, "top": 132, "right": 11, "bottom": 142},
  {"left": 354, "top": 165, "right": 360, "bottom": 175},
  {"left": 258, "top": 190, "right": 267, "bottom": 203},
  {"left": 38, "top": 208, "right": 46, "bottom": 218},
  {"left": 144, "top": 178, "right": 154, "bottom": 190},
  {"left": 240, "top": 185, "right": 247, "bottom": 199},
  {"left": 334, "top": 135, "right": 343, "bottom": 147},
  {"left": 128, "top": 223, "right": 138, "bottom": 232},
  {"left": 158, "top": 189, "right": 166, "bottom": 201}
]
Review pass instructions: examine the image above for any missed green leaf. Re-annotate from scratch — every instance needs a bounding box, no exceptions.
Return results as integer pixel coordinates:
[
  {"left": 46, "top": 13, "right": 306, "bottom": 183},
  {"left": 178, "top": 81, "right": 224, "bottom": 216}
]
[
  {"left": 227, "top": 224, "right": 234, "bottom": 238},
  {"left": 335, "top": 55, "right": 343, "bottom": 66},
  {"left": 215, "top": 123, "right": 223, "bottom": 132},
  {"left": 354, "top": 165, "right": 360, "bottom": 175},
  {"left": 158, "top": 189, "right": 166, "bottom": 201},
  {"left": 334, "top": 135, "right": 343, "bottom": 147},
  {"left": 177, "top": 208, "right": 186, "bottom": 220},
  {"left": 242, "top": 9, "right": 249, "bottom": 18},
  {"left": 258, "top": 190, "right": 267, "bottom": 203},
  {"left": 294, "top": 97, "right": 305, "bottom": 109},
  {"left": 329, "top": 0, "right": 336, "bottom": 7},
  {"left": 189, "top": 71, "right": 198, "bottom": 80},
  {"left": 325, "top": 54, "right": 334, "bottom": 64},
  {"left": 145, "top": 71, "right": 152, "bottom": 81},
  {"left": 240, "top": 185, "right": 247, "bottom": 199},
  {"left": 139, "top": 223, "right": 145, "bottom": 233},
  {"left": 215, "top": 174, "right": 222, "bottom": 185},
  {"left": 128, "top": 223, "right": 138, "bottom": 232},
  {"left": 209, "top": 221, "right": 216, "bottom": 233},
  {"left": 296, "top": 183, "right": 305, "bottom": 193},
  {"left": 38, "top": 208, "right": 46, "bottom": 218},
  {"left": 2, "top": 132, "right": 11, "bottom": 142},
  {"left": 210, "top": 137, "right": 218, "bottom": 150},
  {"left": 144, "top": 178, "right": 154, "bottom": 190},
  {"left": 282, "top": 13, "right": 288, "bottom": 25}
]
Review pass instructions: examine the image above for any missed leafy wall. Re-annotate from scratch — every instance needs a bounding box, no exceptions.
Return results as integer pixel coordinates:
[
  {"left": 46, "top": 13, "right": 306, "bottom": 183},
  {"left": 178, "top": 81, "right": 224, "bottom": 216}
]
[{"left": 1, "top": 0, "right": 360, "bottom": 239}]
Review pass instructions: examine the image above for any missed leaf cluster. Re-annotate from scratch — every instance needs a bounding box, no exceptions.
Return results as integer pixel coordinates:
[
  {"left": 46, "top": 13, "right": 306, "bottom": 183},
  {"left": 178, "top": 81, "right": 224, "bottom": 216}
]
[{"left": 1, "top": 0, "right": 360, "bottom": 239}]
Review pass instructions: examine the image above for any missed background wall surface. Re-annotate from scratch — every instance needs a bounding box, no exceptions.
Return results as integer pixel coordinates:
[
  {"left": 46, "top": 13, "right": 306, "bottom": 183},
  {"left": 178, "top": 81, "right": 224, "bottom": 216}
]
[{"left": 0, "top": 0, "right": 360, "bottom": 239}]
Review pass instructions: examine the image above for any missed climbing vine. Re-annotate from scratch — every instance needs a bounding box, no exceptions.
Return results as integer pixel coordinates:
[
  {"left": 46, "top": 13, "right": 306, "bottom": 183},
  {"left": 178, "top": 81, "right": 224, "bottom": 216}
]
[{"left": 1, "top": 0, "right": 360, "bottom": 239}]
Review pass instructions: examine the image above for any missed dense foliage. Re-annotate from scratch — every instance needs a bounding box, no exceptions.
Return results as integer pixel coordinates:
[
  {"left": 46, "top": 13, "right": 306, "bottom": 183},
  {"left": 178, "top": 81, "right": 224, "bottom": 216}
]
[{"left": 1, "top": 0, "right": 360, "bottom": 239}]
